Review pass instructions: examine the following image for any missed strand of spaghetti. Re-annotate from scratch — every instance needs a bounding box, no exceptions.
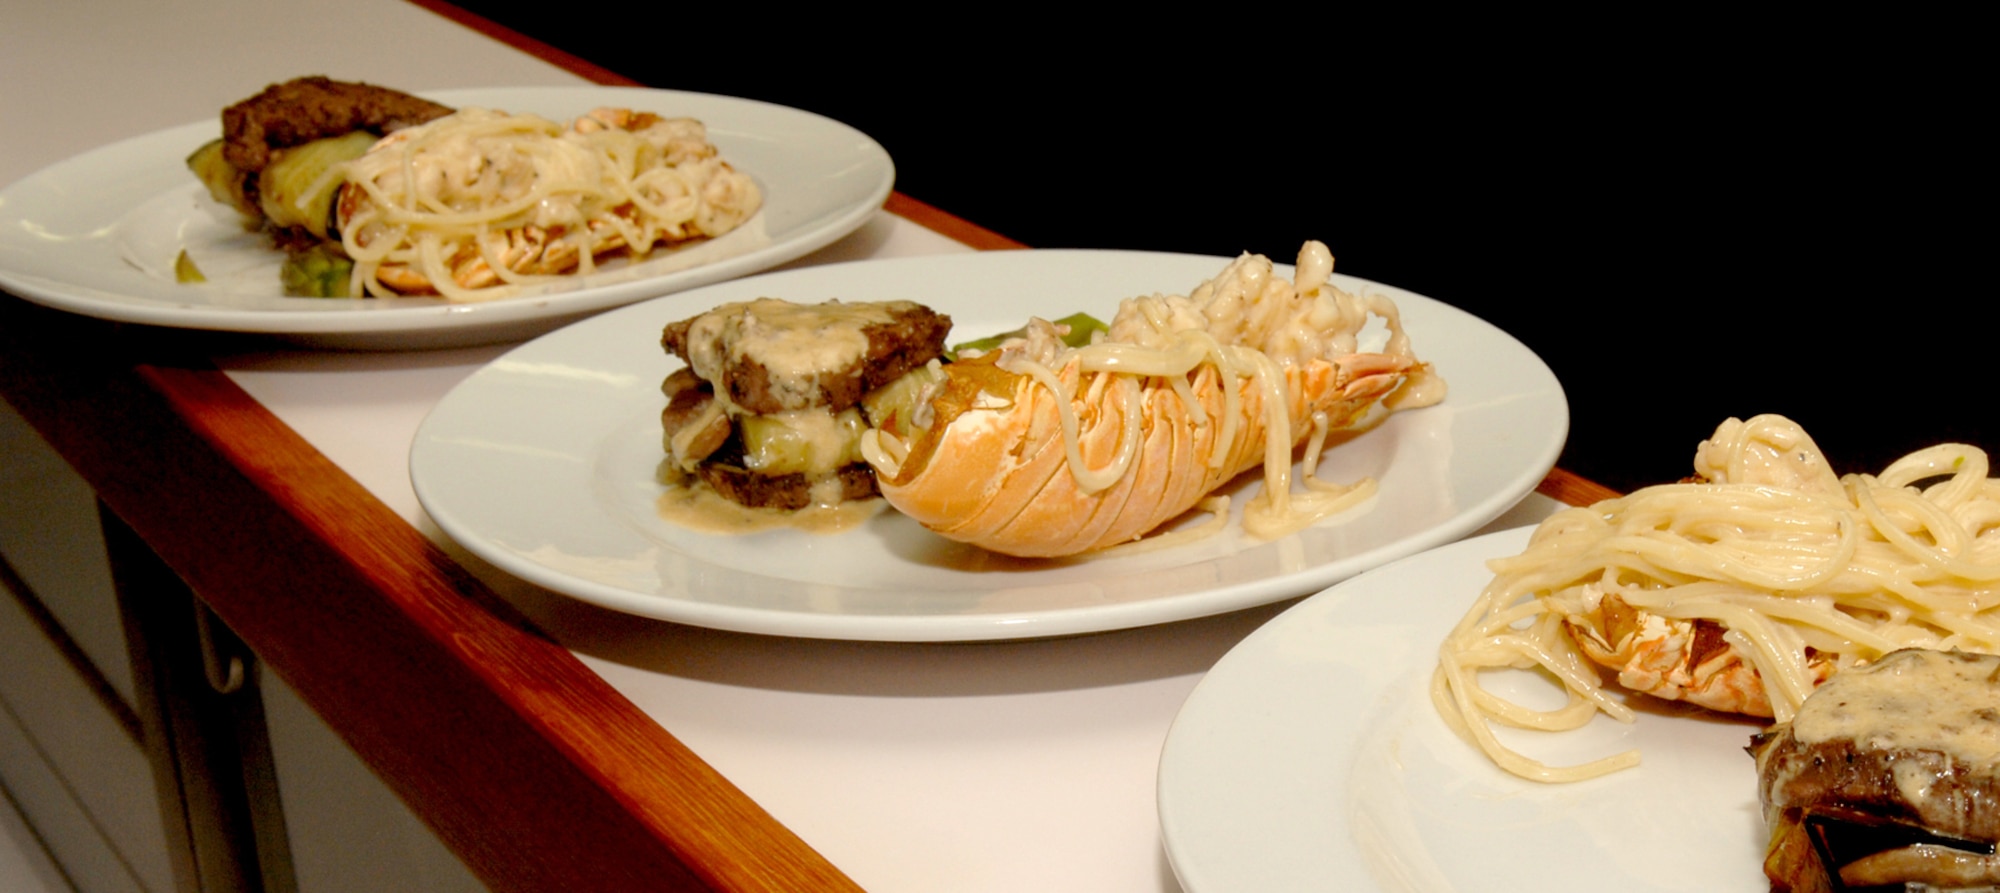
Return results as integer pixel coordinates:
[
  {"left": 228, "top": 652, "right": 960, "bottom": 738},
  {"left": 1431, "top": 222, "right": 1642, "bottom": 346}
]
[
  {"left": 1481, "top": 634, "right": 1625, "bottom": 728},
  {"left": 1861, "top": 484, "right": 2000, "bottom": 581},
  {"left": 1882, "top": 444, "right": 1988, "bottom": 498},
  {"left": 1077, "top": 330, "right": 1241, "bottom": 469},
  {"left": 1464, "top": 679, "right": 1604, "bottom": 732},
  {"left": 1442, "top": 596, "right": 1634, "bottom": 725},
  {"left": 1434, "top": 647, "right": 1642, "bottom": 782},
  {"left": 1924, "top": 612, "right": 2000, "bottom": 649},
  {"left": 1452, "top": 582, "right": 1559, "bottom": 641}
]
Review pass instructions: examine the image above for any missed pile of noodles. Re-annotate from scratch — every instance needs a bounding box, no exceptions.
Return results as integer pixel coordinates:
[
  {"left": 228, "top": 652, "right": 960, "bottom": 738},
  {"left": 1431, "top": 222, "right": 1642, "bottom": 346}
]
[{"left": 1433, "top": 414, "right": 2000, "bottom": 782}]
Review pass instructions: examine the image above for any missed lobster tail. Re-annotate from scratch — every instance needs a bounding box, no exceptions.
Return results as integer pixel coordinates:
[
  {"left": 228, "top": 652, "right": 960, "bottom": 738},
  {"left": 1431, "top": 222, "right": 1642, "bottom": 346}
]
[{"left": 861, "top": 241, "right": 1441, "bottom": 558}]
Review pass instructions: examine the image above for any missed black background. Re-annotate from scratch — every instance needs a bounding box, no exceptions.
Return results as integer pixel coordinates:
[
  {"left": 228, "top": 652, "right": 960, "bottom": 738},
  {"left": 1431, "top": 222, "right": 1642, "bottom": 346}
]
[{"left": 454, "top": 11, "right": 1991, "bottom": 493}]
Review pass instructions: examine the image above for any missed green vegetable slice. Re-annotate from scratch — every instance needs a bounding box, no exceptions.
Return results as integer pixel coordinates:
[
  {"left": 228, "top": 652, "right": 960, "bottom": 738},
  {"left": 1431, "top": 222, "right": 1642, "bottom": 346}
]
[
  {"left": 173, "top": 250, "right": 207, "bottom": 284},
  {"left": 280, "top": 243, "right": 356, "bottom": 298},
  {"left": 949, "top": 312, "right": 1106, "bottom": 359},
  {"left": 257, "top": 131, "right": 376, "bottom": 239}
]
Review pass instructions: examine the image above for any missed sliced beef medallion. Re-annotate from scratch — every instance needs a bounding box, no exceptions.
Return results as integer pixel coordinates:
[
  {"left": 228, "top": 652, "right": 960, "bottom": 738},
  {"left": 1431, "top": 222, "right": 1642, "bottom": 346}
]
[{"left": 1752, "top": 648, "right": 2000, "bottom": 892}]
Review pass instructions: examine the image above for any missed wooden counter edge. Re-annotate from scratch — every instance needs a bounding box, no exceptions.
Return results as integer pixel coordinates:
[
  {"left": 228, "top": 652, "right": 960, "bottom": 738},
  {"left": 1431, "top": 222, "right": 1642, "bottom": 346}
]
[
  {"left": 1536, "top": 467, "right": 1619, "bottom": 507},
  {"left": 882, "top": 194, "right": 1029, "bottom": 251},
  {"left": 0, "top": 299, "right": 861, "bottom": 893}
]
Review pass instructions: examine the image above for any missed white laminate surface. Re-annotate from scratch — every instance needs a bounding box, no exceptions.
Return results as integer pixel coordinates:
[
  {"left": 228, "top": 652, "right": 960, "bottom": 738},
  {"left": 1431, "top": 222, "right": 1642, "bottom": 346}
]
[{"left": 0, "top": 0, "right": 593, "bottom": 190}]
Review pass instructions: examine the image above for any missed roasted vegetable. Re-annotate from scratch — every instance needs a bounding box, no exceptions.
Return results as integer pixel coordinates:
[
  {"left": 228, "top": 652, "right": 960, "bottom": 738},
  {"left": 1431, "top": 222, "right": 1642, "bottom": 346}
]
[
  {"left": 187, "top": 129, "right": 374, "bottom": 240},
  {"left": 186, "top": 139, "right": 256, "bottom": 219},
  {"left": 279, "top": 243, "right": 354, "bottom": 298},
  {"left": 254, "top": 131, "right": 376, "bottom": 238},
  {"left": 950, "top": 312, "right": 1106, "bottom": 359},
  {"left": 173, "top": 250, "right": 206, "bottom": 284}
]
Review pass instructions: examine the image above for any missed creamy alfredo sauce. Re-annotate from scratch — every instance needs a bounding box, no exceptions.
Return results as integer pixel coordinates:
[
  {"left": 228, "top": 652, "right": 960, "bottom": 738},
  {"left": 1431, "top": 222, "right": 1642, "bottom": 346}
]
[
  {"left": 1792, "top": 649, "right": 2000, "bottom": 767},
  {"left": 680, "top": 298, "right": 907, "bottom": 411},
  {"left": 340, "top": 108, "right": 758, "bottom": 301}
]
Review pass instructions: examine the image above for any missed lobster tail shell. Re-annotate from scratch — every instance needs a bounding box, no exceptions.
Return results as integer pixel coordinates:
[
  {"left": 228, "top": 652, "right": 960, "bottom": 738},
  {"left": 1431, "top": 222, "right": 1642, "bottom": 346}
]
[{"left": 876, "top": 350, "right": 1419, "bottom": 557}]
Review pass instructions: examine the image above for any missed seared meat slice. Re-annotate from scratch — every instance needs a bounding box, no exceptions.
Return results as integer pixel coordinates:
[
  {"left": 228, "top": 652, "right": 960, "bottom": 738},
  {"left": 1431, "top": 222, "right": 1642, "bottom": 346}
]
[
  {"left": 696, "top": 461, "right": 878, "bottom": 512},
  {"left": 222, "top": 75, "right": 452, "bottom": 172},
  {"left": 1752, "top": 649, "right": 2000, "bottom": 892},
  {"left": 661, "top": 299, "right": 951, "bottom": 415}
]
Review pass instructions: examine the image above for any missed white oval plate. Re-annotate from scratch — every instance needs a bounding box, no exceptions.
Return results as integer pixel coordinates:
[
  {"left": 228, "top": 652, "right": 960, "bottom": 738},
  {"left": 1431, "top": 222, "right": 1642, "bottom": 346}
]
[
  {"left": 1159, "top": 527, "right": 1769, "bottom": 893},
  {"left": 0, "top": 86, "right": 892, "bottom": 348},
  {"left": 409, "top": 249, "right": 1567, "bottom": 641}
]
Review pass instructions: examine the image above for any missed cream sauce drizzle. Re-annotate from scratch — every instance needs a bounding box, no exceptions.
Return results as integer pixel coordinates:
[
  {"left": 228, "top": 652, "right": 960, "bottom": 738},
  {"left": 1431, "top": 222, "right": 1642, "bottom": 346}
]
[
  {"left": 1792, "top": 649, "right": 2000, "bottom": 766},
  {"left": 982, "top": 240, "right": 1433, "bottom": 536},
  {"left": 340, "top": 107, "right": 758, "bottom": 301},
  {"left": 682, "top": 299, "right": 909, "bottom": 412}
]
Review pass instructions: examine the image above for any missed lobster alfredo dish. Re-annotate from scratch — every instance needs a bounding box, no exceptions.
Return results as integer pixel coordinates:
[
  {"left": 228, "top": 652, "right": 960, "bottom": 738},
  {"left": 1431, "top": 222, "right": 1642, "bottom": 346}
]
[
  {"left": 856, "top": 241, "right": 1443, "bottom": 558},
  {"left": 1433, "top": 415, "right": 2000, "bottom": 783},
  {"left": 187, "top": 77, "right": 761, "bottom": 300}
]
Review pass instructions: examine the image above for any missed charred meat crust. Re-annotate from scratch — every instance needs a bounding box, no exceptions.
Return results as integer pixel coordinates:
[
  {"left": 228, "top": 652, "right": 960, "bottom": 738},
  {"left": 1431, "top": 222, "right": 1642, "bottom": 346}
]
[
  {"left": 1756, "top": 736, "right": 2000, "bottom": 841},
  {"left": 1753, "top": 650, "right": 2000, "bottom": 842},
  {"left": 222, "top": 75, "right": 453, "bottom": 172},
  {"left": 1752, "top": 649, "right": 2000, "bottom": 892},
  {"left": 660, "top": 303, "right": 952, "bottom": 415},
  {"left": 696, "top": 462, "right": 877, "bottom": 512}
]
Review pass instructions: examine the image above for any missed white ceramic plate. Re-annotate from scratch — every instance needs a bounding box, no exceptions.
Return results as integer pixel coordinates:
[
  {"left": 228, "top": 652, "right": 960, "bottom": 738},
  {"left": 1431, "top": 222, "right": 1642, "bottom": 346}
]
[
  {"left": 0, "top": 86, "right": 892, "bottom": 348},
  {"left": 1158, "top": 527, "right": 1770, "bottom": 893},
  {"left": 409, "top": 249, "right": 1567, "bottom": 641}
]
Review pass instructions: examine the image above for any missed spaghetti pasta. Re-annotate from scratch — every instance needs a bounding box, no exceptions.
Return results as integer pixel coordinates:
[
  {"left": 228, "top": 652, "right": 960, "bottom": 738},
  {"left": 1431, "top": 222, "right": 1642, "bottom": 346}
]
[
  {"left": 1432, "top": 414, "right": 2000, "bottom": 782},
  {"left": 336, "top": 106, "right": 760, "bottom": 301}
]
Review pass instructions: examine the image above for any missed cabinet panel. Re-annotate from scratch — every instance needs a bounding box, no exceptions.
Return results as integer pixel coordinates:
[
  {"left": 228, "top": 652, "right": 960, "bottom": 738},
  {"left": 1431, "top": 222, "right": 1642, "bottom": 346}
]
[
  {"left": 0, "top": 589, "right": 171, "bottom": 892},
  {"left": 0, "top": 400, "right": 135, "bottom": 708},
  {"left": 259, "top": 669, "right": 485, "bottom": 893},
  {"left": 1, "top": 776, "right": 74, "bottom": 893},
  {"left": 1, "top": 701, "right": 117, "bottom": 893}
]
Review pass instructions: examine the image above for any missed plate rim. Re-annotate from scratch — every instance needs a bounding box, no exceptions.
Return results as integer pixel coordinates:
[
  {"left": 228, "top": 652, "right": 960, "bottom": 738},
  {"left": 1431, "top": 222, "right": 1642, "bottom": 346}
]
[{"left": 1156, "top": 526, "right": 1538, "bottom": 891}]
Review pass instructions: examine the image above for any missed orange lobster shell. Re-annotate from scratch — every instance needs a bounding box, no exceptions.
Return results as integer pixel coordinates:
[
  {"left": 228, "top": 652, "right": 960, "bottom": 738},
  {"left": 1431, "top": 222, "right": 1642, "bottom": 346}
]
[{"left": 870, "top": 339, "right": 1423, "bottom": 558}]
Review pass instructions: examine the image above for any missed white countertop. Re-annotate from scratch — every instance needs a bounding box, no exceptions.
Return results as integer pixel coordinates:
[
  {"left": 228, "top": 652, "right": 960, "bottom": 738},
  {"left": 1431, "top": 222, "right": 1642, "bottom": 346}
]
[{"left": 3, "top": 2, "right": 1560, "bottom": 889}]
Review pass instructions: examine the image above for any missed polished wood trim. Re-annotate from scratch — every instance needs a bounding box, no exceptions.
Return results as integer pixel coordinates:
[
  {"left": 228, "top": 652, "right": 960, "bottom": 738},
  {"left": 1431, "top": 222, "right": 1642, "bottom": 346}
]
[
  {"left": 883, "top": 193, "right": 1029, "bottom": 251},
  {"left": 0, "top": 299, "right": 860, "bottom": 893},
  {"left": 403, "top": 0, "right": 641, "bottom": 87},
  {"left": 1536, "top": 466, "right": 1619, "bottom": 507}
]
